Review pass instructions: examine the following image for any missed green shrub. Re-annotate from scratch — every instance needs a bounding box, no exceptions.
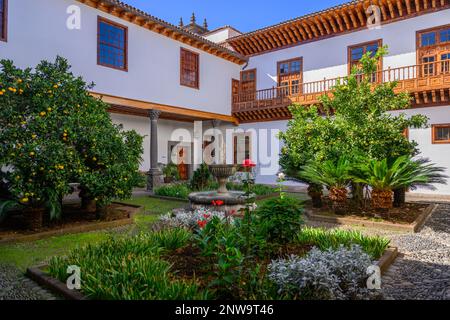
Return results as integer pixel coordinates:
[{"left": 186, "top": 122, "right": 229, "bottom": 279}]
[
  {"left": 296, "top": 227, "right": 390, "bottom": 259},
  {"left": 162, "top": 163, "right": 180, "bottom": 181},
  {"left": 48, "top": 234, "right": 210, "bottom": 300},
  {"left": 190, "top": 163, "right": 212, "bottom": 191},
  {"left": 154, "top": 183, "right": 190, "bottom": 200},
  {"left": 147, "top": 228, "right": 192, "bottom": 251},
  {"left": 255, "top": 196, "right": 304, "bottom": 245}
]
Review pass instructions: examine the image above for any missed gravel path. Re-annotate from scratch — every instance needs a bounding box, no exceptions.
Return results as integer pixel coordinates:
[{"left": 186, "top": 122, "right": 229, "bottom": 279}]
[
  {"left": 0, "top": 265, "right": 57, "bottom": 300},
  {"left": 382, "top": 204, "right": 450, "bottom": 300}
]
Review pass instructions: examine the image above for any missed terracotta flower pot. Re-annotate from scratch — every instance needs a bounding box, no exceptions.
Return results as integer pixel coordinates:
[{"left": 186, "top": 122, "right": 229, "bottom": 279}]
[
  {"left": 372, "top": 189, "right": 393, "bottom": 210},
  {"left": 329, "top": 187, "right": 348, "bottom": 215},
  {"left": 24, "top": 207, "right": 45, "bottom": 231}
]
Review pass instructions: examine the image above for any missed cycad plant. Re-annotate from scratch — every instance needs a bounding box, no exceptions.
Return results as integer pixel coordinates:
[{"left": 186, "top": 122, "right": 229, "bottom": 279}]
[
  {"left": 301, "top": 158, "right": 352, "bottom": 214},
  {"left": 354, "top": 155, "right": 446, "bottom": 210}
]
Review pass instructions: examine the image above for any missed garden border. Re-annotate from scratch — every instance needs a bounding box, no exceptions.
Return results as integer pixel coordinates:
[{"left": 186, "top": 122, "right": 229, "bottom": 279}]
[
  {"left": 304, "top": 203, "right": 437, "bottom": 233},
  {"left": 26, "top": 247, "right": 398, "bottom": 300},
  {"left": 0, "top": 202, "right": 143, "bottom": 245},
  {"left": 26, "top": 246, "right": 399, "bottom": 301}
]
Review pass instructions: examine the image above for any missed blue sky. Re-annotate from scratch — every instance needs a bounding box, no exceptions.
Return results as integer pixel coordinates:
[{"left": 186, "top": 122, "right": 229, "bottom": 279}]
[{"left": 124, "top": 0, "right": 348, "bottom": 33}]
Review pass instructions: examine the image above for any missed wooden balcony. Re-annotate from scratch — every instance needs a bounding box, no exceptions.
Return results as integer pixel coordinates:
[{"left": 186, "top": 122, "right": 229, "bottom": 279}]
[{"left": 232, "top": 62, "right": 450, "bottom": 123}]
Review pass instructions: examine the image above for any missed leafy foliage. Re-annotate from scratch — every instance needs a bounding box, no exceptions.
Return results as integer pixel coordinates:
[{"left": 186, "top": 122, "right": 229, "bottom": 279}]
[
  {"left": 301, "top": 158, "right": 353, "bottom": 189},
  {"left": 0, "top": 57, "right": 143, "bottom": 217},
  {"left": 296, "top": 227, "right": 390, "bottom": 259},
  {"left": 353, "top": 155, "right": 446, "bottom": 192},
  {"left": 190, "top": 163, "right": 212, "bottom": 191},
  {"left": 48, "top": 233, "right": 209, "bottom": 300},
  {"left": 279, "top": 47, "right": 428, "bottom": 183},
  {"left": 254, "top": 196, "right": 304, "bottom": 245},
  {"left": 268, "top": 245, "right": 379, "bottom": 300}
]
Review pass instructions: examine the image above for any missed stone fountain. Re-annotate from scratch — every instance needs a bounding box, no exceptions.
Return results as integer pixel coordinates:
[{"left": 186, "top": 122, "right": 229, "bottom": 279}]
[{"left": 188, "top": 164, "right": 246, "bottom": 213}]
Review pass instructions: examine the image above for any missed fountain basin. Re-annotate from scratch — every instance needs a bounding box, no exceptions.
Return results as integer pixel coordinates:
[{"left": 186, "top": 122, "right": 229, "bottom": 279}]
[{"left": 188, "top": 191, "right": 246, "bottom": 213}]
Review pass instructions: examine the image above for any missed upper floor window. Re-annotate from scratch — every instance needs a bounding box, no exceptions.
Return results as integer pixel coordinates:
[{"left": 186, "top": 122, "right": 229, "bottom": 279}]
[
  {"left": 419, "top": 25, "right": 450, "bottom": 47},
  {"left": 0, "top": 0, "right": 7, "bottom": 42},
  {"left": 432, "top": 124, "right": 450, "bottom": 144},
  {"left": 421, "top": 32, "right": 437, "bottom": 47},
  {"left": 277, "top": 58, "right": 303, "bottom": 96},
  {"left": 348, "top": 40, "right": 382, "bottom": 82},
  {"left": 97, "top": 17, "right": 127, "bottom": 71},
  {"left": 180, "top": 48, "right": 199, "bottom": 89},
  {"left": 440, "top": 28, "right": 450, "bottom": 43}
]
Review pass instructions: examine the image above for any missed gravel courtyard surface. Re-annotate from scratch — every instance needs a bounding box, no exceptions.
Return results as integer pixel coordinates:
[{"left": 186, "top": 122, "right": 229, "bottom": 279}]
[
  {"left": 382, "top": 204, "right": 450, "bottom": 300},
  {"left": 0, "top": 264, "right": 57, "bottom": 300}
]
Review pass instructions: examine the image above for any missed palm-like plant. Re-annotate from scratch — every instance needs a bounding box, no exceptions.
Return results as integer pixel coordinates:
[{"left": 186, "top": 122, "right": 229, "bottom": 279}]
[
  {"left": 301, "top": 158, "right": 352, "bottom": 213},
  {"left": 354, "top": 155, "right": 447, "bottom": 209}
]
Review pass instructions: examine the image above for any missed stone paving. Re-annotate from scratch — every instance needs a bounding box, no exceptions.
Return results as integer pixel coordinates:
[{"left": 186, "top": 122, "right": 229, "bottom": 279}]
[
  {"left": 381, "top": 204, "right": 450, "bottom": 300},
  {"left": 0, "top": 265, "right": 57, "bottom": 300}
]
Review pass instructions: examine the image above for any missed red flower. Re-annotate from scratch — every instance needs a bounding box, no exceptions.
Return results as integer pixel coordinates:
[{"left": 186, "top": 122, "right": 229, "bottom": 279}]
[
  {"left": 203, "top": 214, "right": 211, "bottom": 219},
  {"left": 212, "top": 200, "right": 224, "bottom": 206},
  {"left": 197, "top": 220, "right": 207, "bottom": 229},
  {"left": 242, "top": 159, "right": 256, "bottom": 168}
]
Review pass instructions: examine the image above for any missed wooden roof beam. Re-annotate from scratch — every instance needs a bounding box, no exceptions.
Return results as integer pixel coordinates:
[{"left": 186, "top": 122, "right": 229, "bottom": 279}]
[
  {"left": 326, "top": 15, "right": 338, "bottom": 33},
  {"left": 319, "top": 16, "right": 331, "bottom": 34},
  {"left": 340, "top": 11, "right": 352, "bottom": 30},
  {"left": 284, "top": 26, "right": 297, "bottom": 43},
  {"left": 387, "top": 0, "right": 396, "bottom": 18},
  {"left": 378, "top": 0, "right": 388, "bottom": 20},
  {"left": 334, "top": 13, "right": 345, "bottom": 31},
  {"left": 423, "top": 0, "right": 429, "bottom": 9},
  {"left": 348, "top": 10, "right": 359, "bottom": 28},
  {"left": 256, "top": 34, "right": 273, "bottom": 50},
  {"left": 294, "top": 24, "right": 309, "bottom": 40},
  {"left": 276, "top": 29, "right": 291, "bottom": 45},
  {"left": 288, "top": 25, "right": 303, "bottom": 42},
  {"left": 432, "top": 0, "right": 437, "bottom": 8},
  {"left": 249, "top": 36, "right": 263, "bottom": 52},
  {"left": 313, "top": 18, "right": 326, "bottom": 36},
  {"left": 242, "top": 37, "right": 257, "bottom": 53},
  {"left": 397, "top": 0, "right": 404, "bottom": 15},
  {"left": 268, "top": 31, "right": 282, "bottom": 46},
  {"left": 302, "top": 23, "right": 314, "bottom": 39},
  {"left": 415, "top": 0, "right": 421, "bottom": 12},
  {"left": 405, "top": 0, "right": 412, "bottom": 13},
  {"left": 307, "top": 22, "right": 320, "bottom": 37},
  {"left": 356, "top": 6, "right": 366, "bottom": 26}
]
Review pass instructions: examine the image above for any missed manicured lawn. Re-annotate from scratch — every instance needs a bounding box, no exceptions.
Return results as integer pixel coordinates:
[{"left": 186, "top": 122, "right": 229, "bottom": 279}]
[{"left": 0, "top": 232, "right": 109, "bottom": 271}]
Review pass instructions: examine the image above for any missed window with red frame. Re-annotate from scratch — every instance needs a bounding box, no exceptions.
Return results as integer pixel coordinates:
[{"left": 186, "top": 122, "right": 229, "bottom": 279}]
[
  {"left": 98, "top": 17, "right": 127, "bottom": 71},
  {"left": 0, "top": 0, "right": 7, "bottom": 41},
  {"left": 180, "top": 48, "right": 199, "bottom": 89}
]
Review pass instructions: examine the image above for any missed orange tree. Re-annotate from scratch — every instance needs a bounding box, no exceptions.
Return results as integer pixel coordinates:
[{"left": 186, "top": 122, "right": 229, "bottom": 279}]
[
  {"left": 279, "top": 47, "right": 428, "bottom": 205},
  {"left": 0, "top": 57, "right": 143, "bottom": 220}
]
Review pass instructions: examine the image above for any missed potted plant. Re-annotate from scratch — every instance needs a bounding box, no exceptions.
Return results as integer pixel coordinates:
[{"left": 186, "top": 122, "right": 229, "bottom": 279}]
[
  {"left": 301, "top": 158, "right": 352, "bottom": 215},
  {"left": 355, "top": 156, "right": 447, "bottom": 211},
  {"left": 163, "top": 162, "right": 180, "bottom": 184}
]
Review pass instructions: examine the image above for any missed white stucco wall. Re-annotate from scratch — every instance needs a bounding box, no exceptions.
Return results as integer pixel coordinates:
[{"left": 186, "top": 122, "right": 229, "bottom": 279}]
[
  {"left": 204, "top": 27, "right": 242, "bottom": 44},
  {"left": 390, "top": 106, "right": 450, "bottom": 195},
  {"left": 1, "top": 0, "right": 242, "bottom": 115},
  {"left": 246, "top": 9, "right": 450, "bottom": 90}
]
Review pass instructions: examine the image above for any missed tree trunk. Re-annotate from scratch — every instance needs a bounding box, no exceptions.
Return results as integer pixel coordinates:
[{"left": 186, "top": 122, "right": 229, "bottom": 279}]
[
  {"left": 351, "top": 182, "right": 364, "bottom": 208},
  {"left": 393, "top": 188, "right": 406, "bottom": 208},
  {"left": 372, "top": 189, "right": 393, "bottom": 210}
]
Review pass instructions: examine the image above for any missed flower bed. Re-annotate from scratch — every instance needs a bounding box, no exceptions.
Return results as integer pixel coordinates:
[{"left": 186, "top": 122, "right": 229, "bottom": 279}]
[{"left": 43, "top": 197, "right": 391, "bottom": 300}]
